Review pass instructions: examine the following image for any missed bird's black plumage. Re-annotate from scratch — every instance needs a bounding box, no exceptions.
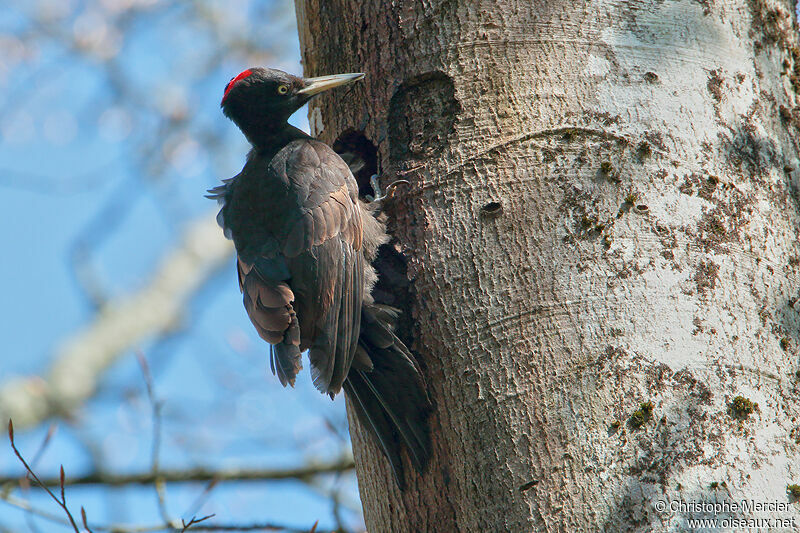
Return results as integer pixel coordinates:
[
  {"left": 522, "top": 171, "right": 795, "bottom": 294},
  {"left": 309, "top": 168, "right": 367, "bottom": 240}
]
[{"left": 209, "top": 67, "right": 432, "bottom": 487}]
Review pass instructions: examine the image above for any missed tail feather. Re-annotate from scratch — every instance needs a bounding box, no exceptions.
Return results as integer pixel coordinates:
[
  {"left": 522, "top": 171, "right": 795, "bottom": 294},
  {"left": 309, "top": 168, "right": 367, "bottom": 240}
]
[
  {"left": 271, "top": 343, "right": 302, "bottom": 387},
  {"left": 343, "top": 376, "right": 406, "bottom": 488},
  {"left": 355, "top": 368, "right": 429, "bottom": 471},
  {"left": 344, "top": 304, "right": 432, "bottom": 488}
]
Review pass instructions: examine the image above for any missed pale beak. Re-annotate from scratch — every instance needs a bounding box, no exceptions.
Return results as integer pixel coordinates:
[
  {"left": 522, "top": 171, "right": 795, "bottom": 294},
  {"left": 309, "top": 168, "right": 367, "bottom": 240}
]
[{"left": 297, "top": 73, "right": 365, "bottom": 96}]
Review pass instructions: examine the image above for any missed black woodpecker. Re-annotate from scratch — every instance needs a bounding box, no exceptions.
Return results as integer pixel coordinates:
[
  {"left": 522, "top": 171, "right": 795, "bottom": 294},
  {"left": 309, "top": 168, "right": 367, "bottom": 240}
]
[{"left": 208, "top": 67, "right": 432, "bottom": 488}]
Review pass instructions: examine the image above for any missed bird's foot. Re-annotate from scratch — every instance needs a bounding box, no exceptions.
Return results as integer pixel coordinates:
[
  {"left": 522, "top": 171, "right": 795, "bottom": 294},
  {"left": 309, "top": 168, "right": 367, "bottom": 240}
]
[{"left": 366, "top": 174, "right": 410, "bottom": 203}]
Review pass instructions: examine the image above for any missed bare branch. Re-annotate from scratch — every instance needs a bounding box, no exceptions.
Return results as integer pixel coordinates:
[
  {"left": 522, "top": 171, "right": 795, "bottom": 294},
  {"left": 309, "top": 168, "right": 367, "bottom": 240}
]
[
  {"left": 0, "top": 212, "right": 234, "bottom": 430},
  {"left": 181, "top": 522, "right": 335, "bottom": 532},
  {"left": 3, "top": 429, "right": 348, "bottom": 533},
  {"left": 1, "top": 492, "right": 339, "bottom": 533}
]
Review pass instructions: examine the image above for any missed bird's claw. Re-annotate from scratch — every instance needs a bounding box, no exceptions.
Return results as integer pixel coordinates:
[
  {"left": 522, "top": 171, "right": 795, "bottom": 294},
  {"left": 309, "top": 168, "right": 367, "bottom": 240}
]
[{"left": 366, "top": 174, "right": 409, "bottom": 203}]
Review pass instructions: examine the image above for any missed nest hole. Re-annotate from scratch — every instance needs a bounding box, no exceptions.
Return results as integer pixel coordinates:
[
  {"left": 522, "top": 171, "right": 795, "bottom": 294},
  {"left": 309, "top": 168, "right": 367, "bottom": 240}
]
[{"left": 332, "top": 130, "right": 378, "bottom": 199}]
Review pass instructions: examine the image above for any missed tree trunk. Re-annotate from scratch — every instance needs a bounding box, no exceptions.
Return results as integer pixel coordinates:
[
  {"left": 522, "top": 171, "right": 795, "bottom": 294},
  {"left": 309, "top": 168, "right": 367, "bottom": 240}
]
[{"left": 294, "top": 0, "right": 800, "bottom": 531}]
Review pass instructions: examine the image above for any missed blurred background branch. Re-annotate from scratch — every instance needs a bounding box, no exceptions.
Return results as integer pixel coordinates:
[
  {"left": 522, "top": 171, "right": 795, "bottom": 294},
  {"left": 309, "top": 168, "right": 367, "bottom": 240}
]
[
  {"left": 0, "top": 214, "right": 232, "bottom": 431},
  {"left": 0, "top": 457, "right": 355, "bottom": 489},
  {"left": 0, "top": 0, "right": 363, "bottom": 531}
]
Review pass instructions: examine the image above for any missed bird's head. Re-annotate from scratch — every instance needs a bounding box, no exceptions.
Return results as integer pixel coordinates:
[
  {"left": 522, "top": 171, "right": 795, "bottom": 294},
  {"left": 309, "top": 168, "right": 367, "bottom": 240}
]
[{"left": 220, "top": 67, "right": 364, "bottom": 143}]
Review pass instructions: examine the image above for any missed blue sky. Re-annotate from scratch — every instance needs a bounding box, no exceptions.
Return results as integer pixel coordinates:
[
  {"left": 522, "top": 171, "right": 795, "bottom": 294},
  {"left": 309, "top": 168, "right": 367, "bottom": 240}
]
[{"left": 0, "top": 1, "right": 362, "bottom": 530}]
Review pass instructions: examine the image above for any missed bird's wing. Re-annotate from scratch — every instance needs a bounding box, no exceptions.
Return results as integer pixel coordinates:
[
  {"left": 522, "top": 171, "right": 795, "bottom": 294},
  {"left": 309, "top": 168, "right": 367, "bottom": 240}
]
[
  {"left": 237, "top": 257, "right": 302, "bottom": 386},
  {"left": 272, "top": 139, "right": 364, "bottom": 396},
  {"left": 215, "top": 139, "right": 364, "bottom": 395}
]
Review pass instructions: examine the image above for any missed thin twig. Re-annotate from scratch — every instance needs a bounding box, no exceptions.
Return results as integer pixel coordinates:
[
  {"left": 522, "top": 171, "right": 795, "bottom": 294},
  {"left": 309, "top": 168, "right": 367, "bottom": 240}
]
[
  {"left": 136, "top": 352, "right": 177, "bottom": 530},
  {"left": 182, "top": 478, "right": 218, "bottom": 521},
  {"left": 82, "top": 506, "right": 96, "bottom": 533},
  {"left": 2, "top": 492, "right": 81, "bottom": 530},
  {"left": 181, "top": 514, "right": 215, "bottom": 532},
  {"left": 24, "top": 503, "right": 46, "bottom": 533},
  {"left": 331, "top": 484, "right": 348, "bottom": 533},
  {"left": 7, "top": 420, "right": 81, "bottom": 532},
  {"left": 30, "top": 423, "right": 58, "bottom": 469},
  {"left": 21, "top": 422, "right": 58, "bottom": 533}
]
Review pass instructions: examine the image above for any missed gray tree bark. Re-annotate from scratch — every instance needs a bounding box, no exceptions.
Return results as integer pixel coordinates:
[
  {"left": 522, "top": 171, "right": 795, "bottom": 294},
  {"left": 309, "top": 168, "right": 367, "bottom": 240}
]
[{"left": 294, "top": 0, "right": 800, "bottom": 531}]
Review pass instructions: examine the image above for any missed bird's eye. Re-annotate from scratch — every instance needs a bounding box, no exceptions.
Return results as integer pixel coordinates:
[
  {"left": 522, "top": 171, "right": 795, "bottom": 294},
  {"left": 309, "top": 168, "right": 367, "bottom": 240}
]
[{"left": 277, "top": 85, "right": 289, "bottom": 95}]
